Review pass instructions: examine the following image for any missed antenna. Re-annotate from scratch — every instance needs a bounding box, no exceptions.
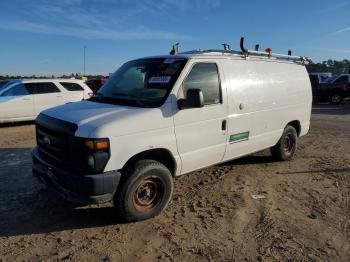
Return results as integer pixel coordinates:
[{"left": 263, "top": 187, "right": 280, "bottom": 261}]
[
  {"left": 222, "top": 43, "right": 230, "bottom": 51},
  {"left": 170, "top": 43, "right": 180, "bottom": 55},
  {"left": 83, "top": 46, "right": 86, "bottom": 76}
]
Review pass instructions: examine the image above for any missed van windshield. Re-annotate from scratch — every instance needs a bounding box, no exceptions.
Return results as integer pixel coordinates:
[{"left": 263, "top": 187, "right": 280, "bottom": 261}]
[{"left": 92, "top": 58, "right": 187, "bottom": 107}]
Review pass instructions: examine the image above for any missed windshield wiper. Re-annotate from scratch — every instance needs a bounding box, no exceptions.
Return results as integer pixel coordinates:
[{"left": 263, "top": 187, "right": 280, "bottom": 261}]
[
  {"left": 111, "top": 92, "right": 145, "bottom": 106},
  {"left": 89, "top": 93, "right": 146, "bottom": 106}
]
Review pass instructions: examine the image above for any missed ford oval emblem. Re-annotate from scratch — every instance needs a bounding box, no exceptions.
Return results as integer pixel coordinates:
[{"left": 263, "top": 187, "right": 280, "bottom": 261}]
[{"left": 43, "top": 136, "right": 51, "bottom": 146}]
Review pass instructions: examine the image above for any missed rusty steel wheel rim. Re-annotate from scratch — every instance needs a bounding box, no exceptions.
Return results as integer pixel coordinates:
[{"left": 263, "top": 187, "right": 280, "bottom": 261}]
[
  {"left": 283, "top": 134, "right": 295, "bottom": 154},
  {"left": 133, "top": 176, "right": 163, "bottom": 213}
]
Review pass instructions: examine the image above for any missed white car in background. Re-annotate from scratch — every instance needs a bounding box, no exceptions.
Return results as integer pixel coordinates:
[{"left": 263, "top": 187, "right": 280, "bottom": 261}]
[{"left": 0, "top": 79, "right": 92, "bottom": 123}]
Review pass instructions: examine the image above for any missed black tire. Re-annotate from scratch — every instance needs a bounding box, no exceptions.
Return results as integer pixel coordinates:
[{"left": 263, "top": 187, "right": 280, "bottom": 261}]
[
  {"left": 330, "top": 93, "right": 343, "bottom": 105},
  {"left": 271, "top": 125, "right": 298, "bottom": 161},
  {"left": 114, "top": 160, "right": 173, "bottom": 222}
]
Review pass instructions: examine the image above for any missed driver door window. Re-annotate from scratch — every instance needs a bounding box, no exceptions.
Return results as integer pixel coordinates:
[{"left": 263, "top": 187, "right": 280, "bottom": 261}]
[{"left": 178, "top": 63, "right": 221, "bottom": 105}]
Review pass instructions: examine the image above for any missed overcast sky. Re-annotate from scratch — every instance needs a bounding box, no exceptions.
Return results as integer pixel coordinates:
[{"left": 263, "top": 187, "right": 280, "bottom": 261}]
[{"left": 0, "top": 0, "right": 349, "bottom": 75}]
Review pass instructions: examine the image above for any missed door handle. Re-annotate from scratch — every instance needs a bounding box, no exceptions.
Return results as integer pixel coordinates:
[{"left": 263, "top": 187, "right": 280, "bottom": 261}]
[
  {"left": 56, "top": 95, "right": 63, "bottom": 98},
  {"left": 221, "top": 120, "right": 227, "bottom": 131},
  {"left": 23, "top": 98, "right": 31, "bottom": 100}
]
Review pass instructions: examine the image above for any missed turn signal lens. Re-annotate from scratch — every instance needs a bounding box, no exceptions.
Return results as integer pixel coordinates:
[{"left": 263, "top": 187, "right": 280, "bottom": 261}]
[
  {"left": 85, "top": 139, "right": 109, "bottom": 151},
  {"left": 96, "top": 140, "right": 109, "bottom": 150}
]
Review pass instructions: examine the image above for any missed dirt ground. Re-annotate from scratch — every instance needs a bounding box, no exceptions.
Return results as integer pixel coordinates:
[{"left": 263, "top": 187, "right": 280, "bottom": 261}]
[{"left": 0, "top": 103, "right": 349, "bottom": 262}]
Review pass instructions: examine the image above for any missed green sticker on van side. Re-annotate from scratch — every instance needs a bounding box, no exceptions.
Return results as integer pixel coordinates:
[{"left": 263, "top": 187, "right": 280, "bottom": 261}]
[{"left": 229, "top": 131, "right": 250, "bottom": 143}]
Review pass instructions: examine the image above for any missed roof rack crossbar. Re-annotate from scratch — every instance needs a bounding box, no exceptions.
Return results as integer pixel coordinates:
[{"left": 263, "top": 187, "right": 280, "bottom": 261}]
[
  {"left": 239, "top": 37, "right": 311, "bottom": 63},
  {"left": 179, "top": 37, "right": 312, "bottom": 64}
]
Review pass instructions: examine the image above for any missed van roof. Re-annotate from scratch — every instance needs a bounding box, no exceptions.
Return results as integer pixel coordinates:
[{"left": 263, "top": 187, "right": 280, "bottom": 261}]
[{"left": 140, "top": 49, "right": 309, "bottom": 66}]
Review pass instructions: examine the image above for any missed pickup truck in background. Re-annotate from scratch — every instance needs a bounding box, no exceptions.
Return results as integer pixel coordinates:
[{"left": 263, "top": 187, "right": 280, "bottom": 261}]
[{"left": 313, "top": 74, "right": 350, "bottom": 104}]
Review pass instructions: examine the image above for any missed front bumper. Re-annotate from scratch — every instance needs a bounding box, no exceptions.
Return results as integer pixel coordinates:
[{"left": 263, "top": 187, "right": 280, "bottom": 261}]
[{"left": 32, "top": 147, "right": 121, "bottom": 204}]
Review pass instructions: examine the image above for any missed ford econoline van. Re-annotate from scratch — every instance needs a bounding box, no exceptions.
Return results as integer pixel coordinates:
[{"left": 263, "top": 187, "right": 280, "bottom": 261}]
[{"left": 32, "top": 41, "right": 312, "bottom": 221}]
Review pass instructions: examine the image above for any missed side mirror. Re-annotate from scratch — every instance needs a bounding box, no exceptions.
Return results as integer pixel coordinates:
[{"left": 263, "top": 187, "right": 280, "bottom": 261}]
[{"left": 177, "top": 88, "right": 204, "bottom": 110}]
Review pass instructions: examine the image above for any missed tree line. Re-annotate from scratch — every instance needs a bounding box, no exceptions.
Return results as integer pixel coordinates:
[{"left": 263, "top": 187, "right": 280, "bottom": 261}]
[
  {"left": 306, "top": 59, "right": 350, "bottom": 74},
  {"left": 1, "top": 59, "right": 349, "bottom": 80}
]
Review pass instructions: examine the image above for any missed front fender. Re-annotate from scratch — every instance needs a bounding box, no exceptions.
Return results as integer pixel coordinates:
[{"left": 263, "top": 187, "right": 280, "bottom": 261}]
[{"left": 104, "top": 127, "right": 182, "bottom": 176}]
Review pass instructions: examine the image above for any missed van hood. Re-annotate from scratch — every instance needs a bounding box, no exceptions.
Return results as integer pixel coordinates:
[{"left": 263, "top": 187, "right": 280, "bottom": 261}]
[{"left": 41, "top": 100, "right": 173, "bottom": 138}]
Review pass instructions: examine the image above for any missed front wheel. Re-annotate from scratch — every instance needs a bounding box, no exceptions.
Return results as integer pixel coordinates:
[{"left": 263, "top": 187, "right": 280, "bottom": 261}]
[
  {"left": 330, "top": 93, "right": 343, "bottom": 104},
  {"left": 114, "top": 160, "right": 173, "bottom": 222},
  {"left": 271, "top": 125, "right": 298, "bottom": 161}
]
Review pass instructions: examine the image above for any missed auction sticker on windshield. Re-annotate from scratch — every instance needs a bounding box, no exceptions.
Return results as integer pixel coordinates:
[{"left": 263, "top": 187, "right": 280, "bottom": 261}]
[
  {"left": 163, "top": 58, "right": 184, "bottom": 64},
  {"left": 149, "top": 76, "right": 171, "bottom": 83}
]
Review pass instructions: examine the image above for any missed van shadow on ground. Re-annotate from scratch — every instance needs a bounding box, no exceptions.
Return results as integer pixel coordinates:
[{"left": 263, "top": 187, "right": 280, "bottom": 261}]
[
  {"left": 0, "top": 147, "right": 127, "bottom": 238},
  {"left": 0, "top": 148, "right": 349, "bottom": 237},
  {"left": 0, "top": 148, "right": 275, "bottom": 237},
  {"left": 0, "top": 147, "right": 348, "bottom": 237}
]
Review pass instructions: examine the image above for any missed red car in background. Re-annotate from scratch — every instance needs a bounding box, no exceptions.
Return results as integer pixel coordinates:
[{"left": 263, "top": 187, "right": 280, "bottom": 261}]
[{"left": 86, "top": 78, "right": 106, "bottom": 93}]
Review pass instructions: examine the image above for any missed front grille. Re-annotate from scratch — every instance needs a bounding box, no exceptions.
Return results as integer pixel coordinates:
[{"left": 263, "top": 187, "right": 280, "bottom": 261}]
[
  {"left": 36, "top": 124, "right": 68, "bottom": 162},
  {"left": 35, "top": 114, "right": 78, "bottom": 166}
]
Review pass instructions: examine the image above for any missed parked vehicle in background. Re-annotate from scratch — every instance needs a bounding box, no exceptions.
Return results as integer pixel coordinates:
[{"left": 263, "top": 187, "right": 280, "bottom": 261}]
[
  {"left": 309, "top": 73, "right": 331, "bottom": 101},
  {"left": 314, "top": 74, "right": 350, "bottom": 104},
  {"left": 0, "top": 79, "right": 92, "bottom": 123},
  {"left": 86, "top": 78, "right": 106, "bottom": 93},
  {"left": 32, "top": 40, "right": 312, "bottom": 222},
  {"left": 309, "top": 73, "right": 332, "bottom": 84}
]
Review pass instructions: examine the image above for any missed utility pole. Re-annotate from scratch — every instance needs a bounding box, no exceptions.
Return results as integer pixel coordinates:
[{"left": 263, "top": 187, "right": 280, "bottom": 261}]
[{"left": 83, "top": 45, "right": 86, "bottom": 76}]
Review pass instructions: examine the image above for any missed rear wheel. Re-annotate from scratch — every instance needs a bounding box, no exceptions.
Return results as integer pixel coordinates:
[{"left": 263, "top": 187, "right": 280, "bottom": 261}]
[
  {"left": 271, "top": 125, "right": 298, "bottom": 161},
  {"left": 330, "top": 93, "right": 343, "bottom": 104},
  {"left": 114, "top": 160, "right": 173, "bottom": 221}
]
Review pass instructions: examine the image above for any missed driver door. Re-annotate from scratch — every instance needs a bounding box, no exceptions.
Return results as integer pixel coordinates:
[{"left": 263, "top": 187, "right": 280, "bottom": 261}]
[{"left": 173, "top": 61, "right": 228, "bottom": 174}]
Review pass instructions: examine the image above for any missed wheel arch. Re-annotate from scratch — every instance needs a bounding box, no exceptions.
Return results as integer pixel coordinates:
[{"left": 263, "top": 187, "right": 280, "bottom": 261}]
[
  {"left": 121, "top": 148, "right": 177, "bottom": 176},
  {"left": 286, "top": 120, "right": 301, "bottom": 136}
]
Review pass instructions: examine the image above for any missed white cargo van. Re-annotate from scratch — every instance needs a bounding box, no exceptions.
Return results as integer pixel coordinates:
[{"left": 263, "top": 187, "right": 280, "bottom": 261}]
[{"left": 32, "top": 39, "right": 312, "bottom": 221}]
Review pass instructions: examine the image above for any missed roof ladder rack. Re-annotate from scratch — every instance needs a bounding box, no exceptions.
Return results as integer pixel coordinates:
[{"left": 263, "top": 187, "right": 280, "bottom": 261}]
[{"left": 239, "top": 37, "right": 311, "bottom": 64}]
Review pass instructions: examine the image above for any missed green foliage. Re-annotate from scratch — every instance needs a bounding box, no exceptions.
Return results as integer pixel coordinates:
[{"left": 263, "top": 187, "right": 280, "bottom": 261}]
[{"left": 306, "top": 59, "right": 350, "bottom": 74}]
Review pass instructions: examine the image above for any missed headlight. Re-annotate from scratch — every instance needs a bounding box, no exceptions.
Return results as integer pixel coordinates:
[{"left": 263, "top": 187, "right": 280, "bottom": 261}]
[{"left": 87, "top": 155, "right": 95, "bottom": 169}]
